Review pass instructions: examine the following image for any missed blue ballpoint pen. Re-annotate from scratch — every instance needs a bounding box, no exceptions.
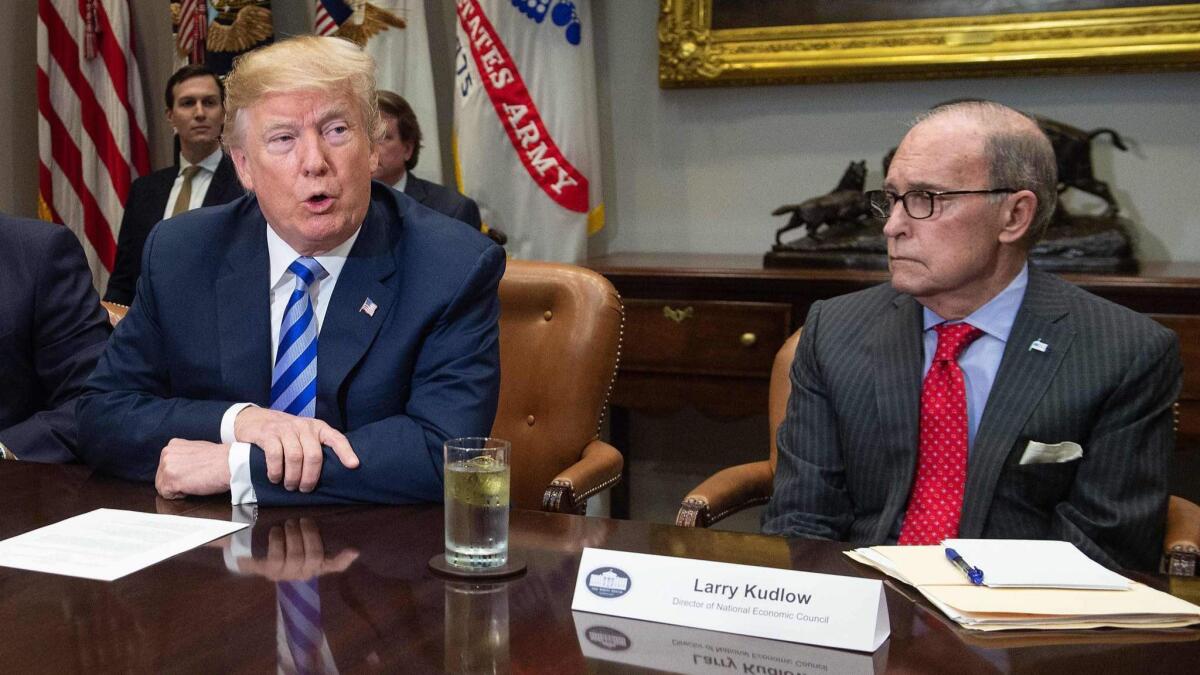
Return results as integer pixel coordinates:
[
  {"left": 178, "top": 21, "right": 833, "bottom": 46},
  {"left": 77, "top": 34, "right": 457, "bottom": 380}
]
[{"left": 944, "top": 548, "right": 985, "bottom": 586}]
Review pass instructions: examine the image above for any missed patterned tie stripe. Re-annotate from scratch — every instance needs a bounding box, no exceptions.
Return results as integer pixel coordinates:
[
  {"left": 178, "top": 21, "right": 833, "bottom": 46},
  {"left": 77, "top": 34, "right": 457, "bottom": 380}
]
[
  {"left": 898, "top": 322, "right": 984, "bottom": 546},
  {"left": 270, "top": 257, "right": 328, "bottom": 417},
  {"left": 278, "top": 578, "right": 322, "bottom": 674}
]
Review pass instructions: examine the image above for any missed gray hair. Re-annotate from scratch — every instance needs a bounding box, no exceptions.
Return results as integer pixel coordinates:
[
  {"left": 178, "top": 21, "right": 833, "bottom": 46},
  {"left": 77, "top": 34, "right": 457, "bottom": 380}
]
[{"left": 917, "top": 100, "right": 1058, "bottom": 248}]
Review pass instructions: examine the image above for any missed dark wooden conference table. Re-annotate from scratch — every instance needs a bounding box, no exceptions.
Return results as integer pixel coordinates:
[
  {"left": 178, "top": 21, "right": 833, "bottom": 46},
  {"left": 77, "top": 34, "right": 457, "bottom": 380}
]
[{"left": 1, "top": 462, "right": 1197, "bottom": 674}]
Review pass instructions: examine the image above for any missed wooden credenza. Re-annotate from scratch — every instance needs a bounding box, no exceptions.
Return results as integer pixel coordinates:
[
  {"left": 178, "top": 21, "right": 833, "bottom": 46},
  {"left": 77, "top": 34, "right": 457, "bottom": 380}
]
[{"left": 587, "top": 253, "right": 1200, "bottom": 516}]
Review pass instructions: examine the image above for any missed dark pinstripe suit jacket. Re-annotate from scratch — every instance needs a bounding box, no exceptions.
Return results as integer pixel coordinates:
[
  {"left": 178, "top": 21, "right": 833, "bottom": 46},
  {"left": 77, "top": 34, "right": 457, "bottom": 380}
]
[
  {"left": 762, "top": 268, "right": 1181, "bottom": 570},
  {"left": 403, "top": 174, "right": 482, "bottom": 230}
]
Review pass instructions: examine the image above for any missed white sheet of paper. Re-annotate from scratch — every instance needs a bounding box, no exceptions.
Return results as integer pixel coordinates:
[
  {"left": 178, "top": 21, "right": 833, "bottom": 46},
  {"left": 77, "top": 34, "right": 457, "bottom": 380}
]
[
  {"left": 0, "top": 508, "right": 247, "bottom": 581},
  {"left": 942, "top": 539, "right": 1131, "bottom": 590}
]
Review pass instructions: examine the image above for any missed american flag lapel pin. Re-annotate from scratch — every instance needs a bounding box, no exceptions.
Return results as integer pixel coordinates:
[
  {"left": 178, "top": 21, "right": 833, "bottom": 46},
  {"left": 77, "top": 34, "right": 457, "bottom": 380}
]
[
  {"left": 359, "top": 298, "right": 377, "bottom": 317},
  {"left": 1029, "top": 339, "right": 1048, "bottom": 353}
]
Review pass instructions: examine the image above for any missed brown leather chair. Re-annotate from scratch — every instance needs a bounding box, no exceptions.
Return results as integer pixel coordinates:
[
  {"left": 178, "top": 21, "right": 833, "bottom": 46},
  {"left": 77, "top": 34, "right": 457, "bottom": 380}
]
[
  {"left": 677, "top": 328, "right": 1200, "bottom": 576},
  {"left": 492, "top": 260, "right": 624, "bottom": 514},
  {"left": 675, "top": 329, "right": 799, "bottom": 529},
  {"left": 100, "top": 301, "right": 128, "bottom": 327}
]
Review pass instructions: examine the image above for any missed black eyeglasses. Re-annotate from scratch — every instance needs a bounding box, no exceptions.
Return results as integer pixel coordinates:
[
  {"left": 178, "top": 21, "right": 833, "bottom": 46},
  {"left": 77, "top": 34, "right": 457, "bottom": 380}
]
[{"left": 865, "top": 188, "right": 1017, "bottom": 220}]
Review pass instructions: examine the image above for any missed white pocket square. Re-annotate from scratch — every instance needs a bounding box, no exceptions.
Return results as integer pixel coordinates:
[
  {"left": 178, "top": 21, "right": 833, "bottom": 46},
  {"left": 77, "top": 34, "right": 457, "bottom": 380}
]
[{"left": 1019, "top": 440, "right": 1083, "bottom": 465}]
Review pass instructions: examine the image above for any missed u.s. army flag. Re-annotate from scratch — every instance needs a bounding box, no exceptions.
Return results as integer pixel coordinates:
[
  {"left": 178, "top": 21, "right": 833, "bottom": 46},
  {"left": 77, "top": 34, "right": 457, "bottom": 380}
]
[{"left": 453, "top": 0, "right": 604, "bottom": 262}]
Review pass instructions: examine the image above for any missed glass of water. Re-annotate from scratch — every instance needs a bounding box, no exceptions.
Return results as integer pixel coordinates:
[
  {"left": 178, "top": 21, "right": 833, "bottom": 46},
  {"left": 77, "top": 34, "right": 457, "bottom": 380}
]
[{"left": 444, "top": 437, "right": 511, "bottom": 569}]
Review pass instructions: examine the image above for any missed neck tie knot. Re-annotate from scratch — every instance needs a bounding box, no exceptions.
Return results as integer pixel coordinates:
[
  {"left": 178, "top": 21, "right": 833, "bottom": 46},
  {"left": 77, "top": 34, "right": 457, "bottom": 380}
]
[
  {"left": 933, "top": 322, "right": 983, "bottom": 363},
  {"left": 288, "top": 257, "right": 329, "bottom": 290},
  {"left": 180, "top": 165, "right": 202, "bottom": 181}
]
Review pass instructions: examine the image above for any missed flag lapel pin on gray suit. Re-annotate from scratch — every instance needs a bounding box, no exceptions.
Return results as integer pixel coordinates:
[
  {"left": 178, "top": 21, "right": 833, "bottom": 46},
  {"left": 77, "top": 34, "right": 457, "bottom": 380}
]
[{"left": 1029, "top": 339, "right": 1048, "bottom": 352}]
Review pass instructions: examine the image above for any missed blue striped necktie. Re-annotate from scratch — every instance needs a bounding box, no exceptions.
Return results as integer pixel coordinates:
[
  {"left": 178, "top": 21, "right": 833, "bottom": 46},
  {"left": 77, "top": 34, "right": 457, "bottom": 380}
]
[
  {"left": 273, "top": 258, "right": 331, "bottom": 672},
  {"left": 271, "top": 257, "right": 328, "bottom": 417}
]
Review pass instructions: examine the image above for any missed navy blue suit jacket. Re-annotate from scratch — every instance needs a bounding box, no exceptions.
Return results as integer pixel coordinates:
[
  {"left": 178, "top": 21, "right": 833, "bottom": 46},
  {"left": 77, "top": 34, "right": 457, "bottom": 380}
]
[
  {"left": 0, "top": 216, "right": 110, "bottom": 462},
  {"left": 78, "top": 183, "right": 504, "bottom": 505}
]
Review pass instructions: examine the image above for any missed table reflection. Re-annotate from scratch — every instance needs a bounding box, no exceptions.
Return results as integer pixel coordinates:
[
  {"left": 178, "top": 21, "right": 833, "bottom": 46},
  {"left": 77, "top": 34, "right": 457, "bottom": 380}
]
[
  {"left": 229, "top": 516, "right": 359, "bottom": 674},
  {"left": 233, "top": 517, "right": 360, "bottom": 581},
  {"left": 445, "top": 580, "right": 511, "bottom": 674},
  {"left": 572, "top": 611, "right": 888, "bottom": 674}
]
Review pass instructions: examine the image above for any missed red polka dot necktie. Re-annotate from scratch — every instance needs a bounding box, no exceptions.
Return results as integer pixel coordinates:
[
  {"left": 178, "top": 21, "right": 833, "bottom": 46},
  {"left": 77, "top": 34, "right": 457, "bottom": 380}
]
[{"left": 898, "top": 322, "right": 985, "bottom": 546}]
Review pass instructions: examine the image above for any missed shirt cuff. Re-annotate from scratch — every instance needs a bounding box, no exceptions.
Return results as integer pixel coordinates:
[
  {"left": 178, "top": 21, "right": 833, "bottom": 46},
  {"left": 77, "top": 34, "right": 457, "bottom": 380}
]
[
  {"left": 222, "top": 504, "right": 258, "bottom": 573},
  {"left": 221, "top": 402, "right": 256, "bottom": 444},
  {"left": 229, "top": 441, "right": 257, "bottom": 505}
]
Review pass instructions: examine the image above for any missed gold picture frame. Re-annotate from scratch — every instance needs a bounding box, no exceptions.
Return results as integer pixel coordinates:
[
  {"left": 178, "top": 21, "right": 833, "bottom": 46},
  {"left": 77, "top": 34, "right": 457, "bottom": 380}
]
[{"left": 658, "top": 0, "right": 1200, "bottom": 87}]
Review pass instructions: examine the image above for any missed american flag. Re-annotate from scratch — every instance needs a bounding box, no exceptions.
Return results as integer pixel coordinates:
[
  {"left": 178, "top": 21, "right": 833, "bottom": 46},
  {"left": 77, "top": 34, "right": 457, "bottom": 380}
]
[
  {"left": 314, "top": 0, "right": 354, "bottom": 36},
  {"left": 176, "top": 0, "right": 208, "bottom": 64},
  {"left": 37, "top": 0, "right": 150, "bottom": 292}
]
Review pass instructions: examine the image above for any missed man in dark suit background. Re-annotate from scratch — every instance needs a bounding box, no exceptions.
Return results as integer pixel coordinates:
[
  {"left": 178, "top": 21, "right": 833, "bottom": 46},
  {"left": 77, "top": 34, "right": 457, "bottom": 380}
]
[
  {"left": 373, "top": 89, "right": 482, "bottom": 230},
  {"left": 0, "top": 215, "right": 111, "bottom": 462},
  {"left": 78, "top": 36, "right": 504, "bottom": 506},
  {"left": 763, "top": 100, "right": 1180, "bottom": 570},
  {"left": 104, "top": 64, "right": 244, "bottom": 306}
]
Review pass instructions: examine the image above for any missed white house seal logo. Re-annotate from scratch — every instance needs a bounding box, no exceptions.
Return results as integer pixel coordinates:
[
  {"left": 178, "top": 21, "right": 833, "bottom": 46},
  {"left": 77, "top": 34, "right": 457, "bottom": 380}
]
[{"left": 585, "top": 567, "right": 631, "bottom": 599}]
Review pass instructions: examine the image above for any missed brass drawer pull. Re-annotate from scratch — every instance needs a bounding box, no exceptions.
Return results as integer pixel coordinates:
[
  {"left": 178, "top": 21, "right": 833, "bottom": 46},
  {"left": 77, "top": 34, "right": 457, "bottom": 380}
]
[
  {"left": 662, "top": 305, "right": 694, "bottom": 323},
  {"left": 740, "top": 332, "right": 757, "bottom": 347}
]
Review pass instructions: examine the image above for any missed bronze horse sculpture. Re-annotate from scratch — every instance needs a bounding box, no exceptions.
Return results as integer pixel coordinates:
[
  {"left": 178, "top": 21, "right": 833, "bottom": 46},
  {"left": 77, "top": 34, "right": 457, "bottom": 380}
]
[
  {"left": 773, "top": 161, "right": 869, "bottom": 246},
  {"left": 1039, "top": 118, "right": 1127, "bottom": 217}
]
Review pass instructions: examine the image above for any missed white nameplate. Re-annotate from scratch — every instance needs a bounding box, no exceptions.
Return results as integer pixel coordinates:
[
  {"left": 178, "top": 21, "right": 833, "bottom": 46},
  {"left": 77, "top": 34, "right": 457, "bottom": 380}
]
[{"left": 571, "top": 548, "right": 889, "bottom": 653}]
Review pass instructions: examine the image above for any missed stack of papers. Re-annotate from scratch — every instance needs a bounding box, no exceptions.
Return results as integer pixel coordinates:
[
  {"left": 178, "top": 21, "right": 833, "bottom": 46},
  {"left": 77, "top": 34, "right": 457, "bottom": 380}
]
[{"left": 847, "top": 540, "right": 1200, "bottom": 631}]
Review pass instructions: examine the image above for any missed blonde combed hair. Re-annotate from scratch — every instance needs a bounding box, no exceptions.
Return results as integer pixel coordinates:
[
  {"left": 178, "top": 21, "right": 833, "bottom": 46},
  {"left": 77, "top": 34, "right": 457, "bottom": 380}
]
[{"left": 223, "top": 35, "right": 383, "bottom": 149}]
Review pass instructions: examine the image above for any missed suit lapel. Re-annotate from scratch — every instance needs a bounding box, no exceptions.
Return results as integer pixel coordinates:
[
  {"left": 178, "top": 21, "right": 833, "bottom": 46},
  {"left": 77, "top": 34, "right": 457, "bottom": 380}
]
[
  {"left": 150, "top": 167, "right": 177, "bottom": 219},
  {"left": 203, "top": 153, "right": 244, "bottom": 207},
  {"left": 215, "top": 203, "right": 272, "bottom": 405},
  {"left": 958, "top": 269, "right": 1074, "bottom": 536},
  {"left": 316, "top": 200, "right": 398, "bottom": 428},
  {"left": 870, "top": 293, "right": 925, "bottom": 540}
]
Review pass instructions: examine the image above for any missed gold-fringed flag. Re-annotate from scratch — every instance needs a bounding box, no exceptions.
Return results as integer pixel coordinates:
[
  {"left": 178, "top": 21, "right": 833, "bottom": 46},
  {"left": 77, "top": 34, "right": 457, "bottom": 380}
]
[
  {"left": 37, "top": 0, "right": 150, "bottom": 292},
  {"left": 171, "top": 0, "right": 274, "bottom": 76},
  {"left": 453, "top": 0, "right": 604, "bottom": 262}
]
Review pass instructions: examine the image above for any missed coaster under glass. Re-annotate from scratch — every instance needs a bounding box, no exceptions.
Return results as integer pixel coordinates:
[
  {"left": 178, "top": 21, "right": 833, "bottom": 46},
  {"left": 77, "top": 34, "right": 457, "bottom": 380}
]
[{"left": 428, "top": 553, "right": 527, "bottom": 579}]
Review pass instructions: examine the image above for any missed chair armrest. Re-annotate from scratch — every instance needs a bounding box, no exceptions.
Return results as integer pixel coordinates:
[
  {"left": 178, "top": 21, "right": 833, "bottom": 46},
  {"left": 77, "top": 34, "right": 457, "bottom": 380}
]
[
  {"left": 1163, "top": 495, "right": 1200, "bottom": 576},
  {"left": 100, "top": 301, "right": 128, "bottom": 327},
  {"left": 676, "top": 461, "right": 773, "bottom": 528},
  {"left": 542, "top": 439, "right": 623, "bottom": 514}
]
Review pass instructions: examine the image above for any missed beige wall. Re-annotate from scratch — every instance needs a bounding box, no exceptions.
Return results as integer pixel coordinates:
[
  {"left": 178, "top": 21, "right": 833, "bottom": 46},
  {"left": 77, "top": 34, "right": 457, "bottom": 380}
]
[
  {"left": 5, "top": 1, "right": 1198, "bottom": 262},
  {"left": 587, "top": 2, "right": 1200, "bottom": 263}
]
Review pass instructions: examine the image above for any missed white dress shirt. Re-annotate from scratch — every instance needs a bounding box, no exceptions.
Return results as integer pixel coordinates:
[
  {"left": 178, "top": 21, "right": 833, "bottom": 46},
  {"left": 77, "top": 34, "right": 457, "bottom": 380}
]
[
  {"left": 392, "top": 171, "right": 408, "bottom": 192},
  {"left": 162, "top": 147, "right": 224, "bottom": 219},
  {"left": 222, "top": 224, "right": 362, "bottom": 504}
]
